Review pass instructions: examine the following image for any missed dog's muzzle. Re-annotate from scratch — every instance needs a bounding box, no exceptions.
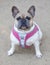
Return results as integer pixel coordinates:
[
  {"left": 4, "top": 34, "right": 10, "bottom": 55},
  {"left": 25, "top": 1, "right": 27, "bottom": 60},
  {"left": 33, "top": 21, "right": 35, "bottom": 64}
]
[{"left": 18, "top": 19, "right": 30, "bottom": 30}]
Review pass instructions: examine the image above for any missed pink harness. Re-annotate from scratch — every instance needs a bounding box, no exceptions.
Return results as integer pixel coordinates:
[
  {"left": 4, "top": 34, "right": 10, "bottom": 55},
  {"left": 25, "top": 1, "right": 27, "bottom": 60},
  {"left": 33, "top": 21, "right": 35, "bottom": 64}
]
[{"left": 12, "top": 25, "right": 39, "bottom": 48}]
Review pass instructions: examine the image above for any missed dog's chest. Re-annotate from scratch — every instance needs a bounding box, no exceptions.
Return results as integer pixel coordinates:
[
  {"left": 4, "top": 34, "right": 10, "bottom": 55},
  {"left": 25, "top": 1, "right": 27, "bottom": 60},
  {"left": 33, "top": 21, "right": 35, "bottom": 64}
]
[{"left": 12, "top": 25, "right": 39, "bottom": 48}]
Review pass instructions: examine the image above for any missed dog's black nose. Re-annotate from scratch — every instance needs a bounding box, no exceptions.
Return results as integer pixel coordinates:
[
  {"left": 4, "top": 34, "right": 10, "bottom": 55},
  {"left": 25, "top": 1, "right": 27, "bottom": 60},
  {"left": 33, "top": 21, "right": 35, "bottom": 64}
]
[
  {"left": 21, "top": 19, "right": 30, "bottom": 29},
  {"left": 21, "top": 19, "right": 27, "bottom": 26},
  {"left": 18, "top": 18, "right": 30, "bottom": 30}
]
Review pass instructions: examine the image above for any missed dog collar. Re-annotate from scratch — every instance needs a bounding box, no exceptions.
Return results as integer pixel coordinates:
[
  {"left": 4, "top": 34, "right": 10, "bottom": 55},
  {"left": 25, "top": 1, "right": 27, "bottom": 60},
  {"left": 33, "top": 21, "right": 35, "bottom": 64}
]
[{"left": 12, "top": 25, "right": 39, "bottom": 48}]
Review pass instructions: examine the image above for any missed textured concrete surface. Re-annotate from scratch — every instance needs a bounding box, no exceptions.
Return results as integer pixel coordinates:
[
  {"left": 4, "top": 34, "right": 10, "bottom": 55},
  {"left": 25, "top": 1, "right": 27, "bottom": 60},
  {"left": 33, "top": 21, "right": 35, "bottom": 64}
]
[{"left": 0, "top": 0, "right": 50, "bottom": 65}]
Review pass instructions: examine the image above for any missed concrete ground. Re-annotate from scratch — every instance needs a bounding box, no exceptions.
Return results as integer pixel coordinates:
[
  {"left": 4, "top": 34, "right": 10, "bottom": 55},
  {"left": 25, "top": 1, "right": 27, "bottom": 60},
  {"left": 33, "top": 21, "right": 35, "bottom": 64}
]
[{"left": 0, "top": 0, "right": 50, "bottom": 65}]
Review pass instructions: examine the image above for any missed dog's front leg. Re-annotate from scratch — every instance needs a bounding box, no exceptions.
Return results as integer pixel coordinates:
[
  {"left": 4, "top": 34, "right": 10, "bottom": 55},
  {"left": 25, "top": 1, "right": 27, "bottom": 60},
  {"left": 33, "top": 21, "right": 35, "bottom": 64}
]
[
  {"left": 34, "top": 41, "right": 42, "bottom": 58},
  {"left": 8, "top": 42, "right": 15, "bottom": 56}
]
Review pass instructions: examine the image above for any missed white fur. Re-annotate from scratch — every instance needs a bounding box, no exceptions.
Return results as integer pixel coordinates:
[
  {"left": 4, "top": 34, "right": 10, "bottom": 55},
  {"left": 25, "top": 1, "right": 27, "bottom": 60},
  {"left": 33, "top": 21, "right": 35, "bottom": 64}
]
[{"left": 8, "top": 21, "right": 43, "bottom": 58}]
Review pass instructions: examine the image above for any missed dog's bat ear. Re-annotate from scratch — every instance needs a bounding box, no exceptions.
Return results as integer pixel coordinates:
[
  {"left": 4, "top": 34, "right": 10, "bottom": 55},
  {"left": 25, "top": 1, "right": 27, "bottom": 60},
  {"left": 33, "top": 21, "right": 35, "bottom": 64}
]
[
  {"left": 12, "top": 6, "right": 19, "bottom": 18},
  {"left": 27, "top": 5, "right": 35, "bottom": 17}
]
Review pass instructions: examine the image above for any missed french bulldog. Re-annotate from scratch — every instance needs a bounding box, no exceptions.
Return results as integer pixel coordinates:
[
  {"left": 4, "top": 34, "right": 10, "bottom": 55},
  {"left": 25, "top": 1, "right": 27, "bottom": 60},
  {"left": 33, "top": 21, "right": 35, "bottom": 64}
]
[{"left": 8, "top": 5, "right": 43, "bottom": 58}]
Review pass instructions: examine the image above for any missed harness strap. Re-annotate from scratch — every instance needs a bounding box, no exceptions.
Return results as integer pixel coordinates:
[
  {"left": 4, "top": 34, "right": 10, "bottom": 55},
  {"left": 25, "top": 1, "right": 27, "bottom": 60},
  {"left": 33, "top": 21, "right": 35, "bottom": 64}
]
[
  {"left": 25, "top": 25, "right": 39, "bottom": 43},
  {"left": 24, "top": 25, "right": 39, "bottom": 48},
  {"left": 12, "top": 28, "right": 20, "bottom": 41}
]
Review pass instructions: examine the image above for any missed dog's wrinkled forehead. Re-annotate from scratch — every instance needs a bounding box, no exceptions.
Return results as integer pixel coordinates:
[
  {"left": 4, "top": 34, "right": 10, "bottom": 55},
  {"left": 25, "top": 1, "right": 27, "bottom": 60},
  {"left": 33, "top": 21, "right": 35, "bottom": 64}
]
[{"left": 12, "top": 5, "right": 35, "bottom": 18}]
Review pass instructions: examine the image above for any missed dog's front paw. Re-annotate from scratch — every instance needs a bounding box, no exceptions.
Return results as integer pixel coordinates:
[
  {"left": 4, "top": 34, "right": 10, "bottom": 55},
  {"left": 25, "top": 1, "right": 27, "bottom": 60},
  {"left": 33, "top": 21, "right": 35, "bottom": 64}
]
[
  {"left": 8, "top": 49, "right": 14, "bottom": 56},
  {"left": 36, "top": 52, "right": 42, "bottom": 58}
]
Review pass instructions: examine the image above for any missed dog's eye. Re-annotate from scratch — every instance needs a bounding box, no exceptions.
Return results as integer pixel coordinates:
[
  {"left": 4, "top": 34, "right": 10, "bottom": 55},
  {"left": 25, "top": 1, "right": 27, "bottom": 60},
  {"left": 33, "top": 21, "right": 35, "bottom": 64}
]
[
  {"left": 17, "top": 17, "right": 21, "bottom": 20},
  {"left": 26, "top": 16, "right": 31, "bottom": 20}
]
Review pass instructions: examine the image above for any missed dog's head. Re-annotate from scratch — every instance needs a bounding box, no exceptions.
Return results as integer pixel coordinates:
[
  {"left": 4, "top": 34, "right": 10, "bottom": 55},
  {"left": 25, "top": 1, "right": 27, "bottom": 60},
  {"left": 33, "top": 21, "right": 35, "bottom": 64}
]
[{"left": 12, "top": 5, "right": 35, "bottom": 30}]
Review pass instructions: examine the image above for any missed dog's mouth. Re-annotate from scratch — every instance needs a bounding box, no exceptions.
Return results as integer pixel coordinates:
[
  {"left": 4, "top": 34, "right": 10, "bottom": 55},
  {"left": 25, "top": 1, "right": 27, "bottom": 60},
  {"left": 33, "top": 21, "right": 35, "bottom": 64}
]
[{"left": 19, "top": 26, "right": 30, "bottom": 30}]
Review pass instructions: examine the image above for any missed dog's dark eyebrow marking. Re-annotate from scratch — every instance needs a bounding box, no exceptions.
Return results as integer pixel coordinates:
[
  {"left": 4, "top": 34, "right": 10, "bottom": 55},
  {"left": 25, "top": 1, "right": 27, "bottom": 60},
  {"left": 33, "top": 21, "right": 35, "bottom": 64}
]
[
  {"left": 26, "top": 16, "right": 31, "bottom": 20},
  {"left": 17, "top": 16, "right": 21, "bottom": 20}
]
